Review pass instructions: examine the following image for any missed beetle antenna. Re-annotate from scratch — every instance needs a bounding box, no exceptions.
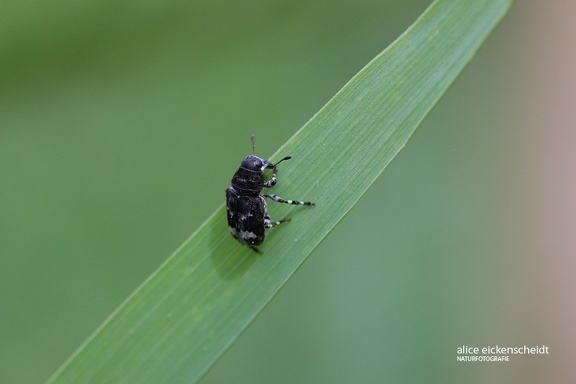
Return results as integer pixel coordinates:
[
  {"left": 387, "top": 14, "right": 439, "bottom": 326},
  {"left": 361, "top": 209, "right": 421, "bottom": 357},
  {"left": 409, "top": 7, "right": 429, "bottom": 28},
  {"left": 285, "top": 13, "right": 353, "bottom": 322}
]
[
  {"left": 274, "top": 156, "right": 292, "bottom": 167},
  {"left": 251, "top": 134, "right": 256, "bottom": 154}
]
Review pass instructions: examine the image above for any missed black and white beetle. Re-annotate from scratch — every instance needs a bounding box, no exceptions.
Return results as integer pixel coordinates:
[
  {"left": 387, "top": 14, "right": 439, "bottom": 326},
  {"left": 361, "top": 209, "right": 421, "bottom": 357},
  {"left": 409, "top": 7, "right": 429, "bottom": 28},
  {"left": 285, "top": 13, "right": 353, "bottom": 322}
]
[{"left": 226, "top": 135, "right": 314, "bottom": 253}]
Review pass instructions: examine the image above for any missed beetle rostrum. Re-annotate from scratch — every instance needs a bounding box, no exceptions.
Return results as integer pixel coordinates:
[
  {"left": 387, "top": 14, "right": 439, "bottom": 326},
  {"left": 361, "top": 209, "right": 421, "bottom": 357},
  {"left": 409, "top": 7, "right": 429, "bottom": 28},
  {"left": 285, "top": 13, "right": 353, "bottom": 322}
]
[{"left": 225, "top": 135, "right": 314, "bottom": 253}]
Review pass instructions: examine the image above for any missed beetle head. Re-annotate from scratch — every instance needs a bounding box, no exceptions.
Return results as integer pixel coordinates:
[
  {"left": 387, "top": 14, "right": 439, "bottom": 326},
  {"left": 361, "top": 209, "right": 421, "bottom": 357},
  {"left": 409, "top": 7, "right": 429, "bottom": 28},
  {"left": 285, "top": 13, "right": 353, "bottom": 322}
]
[{"left": 241, "top": 155, "right": 273, "bottom": 171}]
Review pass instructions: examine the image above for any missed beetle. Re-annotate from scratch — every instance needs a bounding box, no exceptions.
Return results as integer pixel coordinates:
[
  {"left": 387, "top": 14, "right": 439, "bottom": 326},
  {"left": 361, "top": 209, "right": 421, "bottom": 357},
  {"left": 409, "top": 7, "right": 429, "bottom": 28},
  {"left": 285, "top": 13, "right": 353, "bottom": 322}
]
[{"left": 225, "top": 135, "right": 314, "bottom": 253}]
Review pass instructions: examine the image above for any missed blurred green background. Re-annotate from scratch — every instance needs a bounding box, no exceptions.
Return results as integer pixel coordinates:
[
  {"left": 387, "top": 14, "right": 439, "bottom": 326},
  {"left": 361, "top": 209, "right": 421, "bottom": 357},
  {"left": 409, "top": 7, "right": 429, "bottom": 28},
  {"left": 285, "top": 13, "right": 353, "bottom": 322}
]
[{"left": 1, "top": 0, "right": 574, "bottom": 383}]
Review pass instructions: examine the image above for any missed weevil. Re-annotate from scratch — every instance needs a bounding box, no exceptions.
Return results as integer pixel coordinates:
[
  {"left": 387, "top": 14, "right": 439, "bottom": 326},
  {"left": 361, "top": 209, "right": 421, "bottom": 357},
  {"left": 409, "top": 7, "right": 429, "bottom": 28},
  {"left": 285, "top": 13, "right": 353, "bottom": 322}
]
[{"left": 225, "top": 135, "right": 314, "bottom": 253}]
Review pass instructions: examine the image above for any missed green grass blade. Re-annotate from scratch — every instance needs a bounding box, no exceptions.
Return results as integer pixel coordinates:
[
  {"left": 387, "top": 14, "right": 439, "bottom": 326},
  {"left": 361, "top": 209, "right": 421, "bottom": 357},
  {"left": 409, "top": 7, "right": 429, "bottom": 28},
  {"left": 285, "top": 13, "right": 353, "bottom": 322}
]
[{"left": 46, "top": 0, "right": 513, "bottom": 383}]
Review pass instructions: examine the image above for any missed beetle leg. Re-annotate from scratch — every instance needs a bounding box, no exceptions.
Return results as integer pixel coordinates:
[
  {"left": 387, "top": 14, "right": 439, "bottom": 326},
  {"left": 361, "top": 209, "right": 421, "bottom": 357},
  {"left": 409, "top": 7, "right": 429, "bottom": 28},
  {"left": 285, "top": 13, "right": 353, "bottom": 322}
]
[
  {"left": 263, "top": 156, "right": 291, "bottom": 188},
  {"left": 263, "top": 166, "right": 279, "bottom": 188},
  {"left": 264, "top": 214, "right": 290, "bottom": 228},
  {"left": 248, "top": 245, "right": 263, "bottom": 254},
  {"left": 264, "top": 194, "right": 315, "bottom": 206}
]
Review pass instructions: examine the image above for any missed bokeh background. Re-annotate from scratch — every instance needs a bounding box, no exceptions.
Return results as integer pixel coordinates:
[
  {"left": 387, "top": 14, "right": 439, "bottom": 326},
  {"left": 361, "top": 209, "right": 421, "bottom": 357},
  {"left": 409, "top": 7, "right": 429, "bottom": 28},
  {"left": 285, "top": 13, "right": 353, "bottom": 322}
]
[{"left": 1, "top": 0, "right": 574, "bottom": 383}]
